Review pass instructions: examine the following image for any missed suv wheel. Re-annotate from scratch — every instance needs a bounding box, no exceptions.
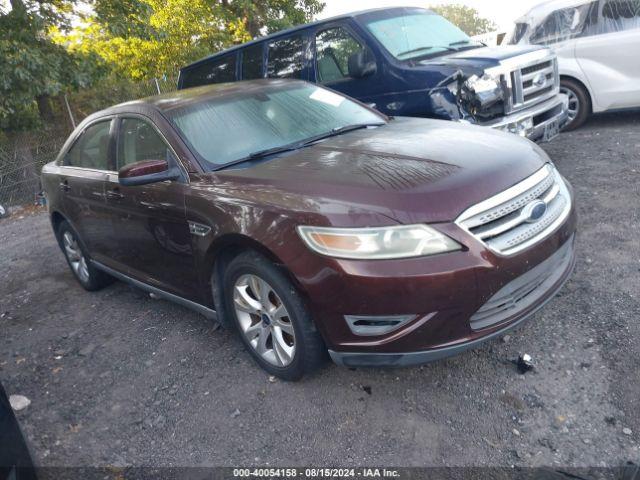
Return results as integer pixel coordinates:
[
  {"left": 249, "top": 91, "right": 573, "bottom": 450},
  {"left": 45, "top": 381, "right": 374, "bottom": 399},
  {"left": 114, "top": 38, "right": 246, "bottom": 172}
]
[
  {"left": 223, "top": 251, "right": 327, "bottom": 380},
  {"left": 57, "top": 220, "right": 113, "bottom": 291},
  {"left": 560, "top": 78, "right": 591, "bottom": 131}
]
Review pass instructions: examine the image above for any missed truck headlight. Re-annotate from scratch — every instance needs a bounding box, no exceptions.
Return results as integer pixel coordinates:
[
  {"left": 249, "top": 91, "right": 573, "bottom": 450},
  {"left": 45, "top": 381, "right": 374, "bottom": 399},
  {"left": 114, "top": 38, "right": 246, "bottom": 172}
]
[
  {"left": 297, "top": 224, "right": 461, "bottom": 260},
  {"left": 464, "top": 74, "right": 504, "bottom": 109}
]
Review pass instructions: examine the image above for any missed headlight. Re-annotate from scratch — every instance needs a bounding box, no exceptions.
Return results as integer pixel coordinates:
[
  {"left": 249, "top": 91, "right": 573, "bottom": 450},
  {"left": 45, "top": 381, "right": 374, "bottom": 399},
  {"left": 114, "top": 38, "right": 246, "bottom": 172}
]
[{"left": 296, "top": 224, "right": 461, "bottom": 260}]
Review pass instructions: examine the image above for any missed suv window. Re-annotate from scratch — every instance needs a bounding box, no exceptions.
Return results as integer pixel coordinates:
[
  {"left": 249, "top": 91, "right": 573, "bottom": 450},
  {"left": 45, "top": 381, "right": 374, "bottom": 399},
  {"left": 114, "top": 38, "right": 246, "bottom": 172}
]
[
  {"left": 315, "top": 27, "right": 365, "bottom": 83},
  {"left": 530, "top": 2, "right": 599, "bottom": 44},
  {"left": 117, "top": 118, "right": 175, "bottom": 170},
  {"left": 181, "top": 55, "right": 236, "bottom": 88},
  {"left": 267, "top": 35, "right": 306, "bottom": 78},
  {"left": 601, "top": 0, "right": 640, "bottom": 32},
  {"left": 65, "top": 120, "right": 113, "bottom": 170},
  {"left": 242, "top": 43, "right": 264, "bottom": 79}
]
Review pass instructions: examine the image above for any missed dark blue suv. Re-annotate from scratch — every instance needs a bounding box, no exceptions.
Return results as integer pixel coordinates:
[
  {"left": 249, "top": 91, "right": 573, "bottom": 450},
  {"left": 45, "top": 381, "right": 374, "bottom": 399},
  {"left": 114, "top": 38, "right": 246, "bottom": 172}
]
[{"left": 178, "top": 7, "right": 568, "bottom": 142}]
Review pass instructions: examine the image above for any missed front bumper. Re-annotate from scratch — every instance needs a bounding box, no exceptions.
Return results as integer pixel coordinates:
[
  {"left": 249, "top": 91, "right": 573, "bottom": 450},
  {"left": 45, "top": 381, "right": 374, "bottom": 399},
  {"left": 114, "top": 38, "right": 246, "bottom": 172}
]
[
  {"left": 329, "top": 235, "right": 576, "bottom": 367},
  {"left": 480, "top": 94, "right": 569, "bottom": 142}
]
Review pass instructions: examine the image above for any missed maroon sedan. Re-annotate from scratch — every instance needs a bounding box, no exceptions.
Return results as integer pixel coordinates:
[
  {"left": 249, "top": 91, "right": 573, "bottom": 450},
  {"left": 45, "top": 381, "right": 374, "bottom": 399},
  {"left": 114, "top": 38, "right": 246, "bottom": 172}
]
[{"left": 41, "top": 80, "right": 576, "bottom": 380}]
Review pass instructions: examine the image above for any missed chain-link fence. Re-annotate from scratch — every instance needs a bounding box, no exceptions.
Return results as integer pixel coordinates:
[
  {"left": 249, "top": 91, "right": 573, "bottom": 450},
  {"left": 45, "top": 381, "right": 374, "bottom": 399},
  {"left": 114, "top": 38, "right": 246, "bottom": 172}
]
[{"left": 0, "top": 75, "right": 178, "bottom": 211}]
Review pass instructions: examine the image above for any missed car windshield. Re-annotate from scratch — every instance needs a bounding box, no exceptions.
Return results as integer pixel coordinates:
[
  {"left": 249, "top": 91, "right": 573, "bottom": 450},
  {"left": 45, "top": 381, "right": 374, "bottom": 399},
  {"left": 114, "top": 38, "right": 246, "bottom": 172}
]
[
  {"left": 167, "top": 83, "right": 385, "bottom": 170},
  {"left": 364, "top": 11, "right": 481, "bottom": 60}
]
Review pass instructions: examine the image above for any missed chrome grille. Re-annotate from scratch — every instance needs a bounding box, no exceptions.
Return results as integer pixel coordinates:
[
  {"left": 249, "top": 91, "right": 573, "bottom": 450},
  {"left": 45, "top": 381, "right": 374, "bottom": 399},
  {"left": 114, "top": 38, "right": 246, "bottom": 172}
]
[
  {"left": 509, "top": 56, "right": 559, "bottom": 112},
  {"left": 456, "top": 164, "right": 572, "bottom": 256}
]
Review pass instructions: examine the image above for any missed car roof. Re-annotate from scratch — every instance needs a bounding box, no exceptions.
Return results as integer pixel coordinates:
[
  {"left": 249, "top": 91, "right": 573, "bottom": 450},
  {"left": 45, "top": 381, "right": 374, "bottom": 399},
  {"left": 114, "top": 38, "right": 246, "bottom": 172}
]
[
  {"left": 92, "top": 79, "right": 307, "bottom": 118},
  {"left": 181, "top": 6, "right": 431, "bottom": 72},
  {"left": 514, "top": 0, "right": 591, "bottom": 23}
]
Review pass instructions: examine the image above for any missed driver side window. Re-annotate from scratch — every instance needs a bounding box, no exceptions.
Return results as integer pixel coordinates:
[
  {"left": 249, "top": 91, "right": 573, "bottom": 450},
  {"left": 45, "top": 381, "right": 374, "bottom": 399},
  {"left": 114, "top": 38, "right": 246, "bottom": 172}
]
[
  {"left": 117, "top": 118, "right": 175, "bottom": 170},
  {"left": 315, "top": 27, "right": 365, "bottom": 83}
]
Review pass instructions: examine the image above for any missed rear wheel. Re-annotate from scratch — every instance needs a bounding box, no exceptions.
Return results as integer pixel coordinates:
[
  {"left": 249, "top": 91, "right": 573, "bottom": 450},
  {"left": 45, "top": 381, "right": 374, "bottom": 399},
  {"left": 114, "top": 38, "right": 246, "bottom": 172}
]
[
  {"left": 560, "top": 78, "right": 591, "bottom": 131},
  {"left": 223, "top": 251, "right": 327, "bottom": 380},
  {"left": 57, "top": 220, "right": 113, "bottom": 291}
]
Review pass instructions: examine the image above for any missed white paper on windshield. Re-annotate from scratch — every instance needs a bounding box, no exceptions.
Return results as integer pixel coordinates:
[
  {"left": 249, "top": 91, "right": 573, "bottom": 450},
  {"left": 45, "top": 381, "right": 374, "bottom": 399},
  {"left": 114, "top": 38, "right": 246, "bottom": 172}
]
[{"left": 309, "top": 88, "right": 345, "bottom": 107}]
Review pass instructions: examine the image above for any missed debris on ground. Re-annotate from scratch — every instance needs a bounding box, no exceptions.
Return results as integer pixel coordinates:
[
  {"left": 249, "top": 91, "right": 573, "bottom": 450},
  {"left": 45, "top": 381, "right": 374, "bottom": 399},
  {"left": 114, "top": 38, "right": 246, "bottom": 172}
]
[
  {"left": 9, "top": 394, "right": 31, "bottom": 411},
  {"left": 362, "top": 385, "right": 372, "bottom": 395},
  {"left": 231, "top": 409, "right": 241, "bottom": 418},
  {"left": 502, "top": 334, "right": 511, "bottom": 343},
  {"left": 268, "top": 376, "right": 276, "bottom": 383},
  {"left": 623, "top": 428, "right": 632, "bottom": 436},
  {"left": 516, "top": 353, "right": 534, "bottom": 374}
]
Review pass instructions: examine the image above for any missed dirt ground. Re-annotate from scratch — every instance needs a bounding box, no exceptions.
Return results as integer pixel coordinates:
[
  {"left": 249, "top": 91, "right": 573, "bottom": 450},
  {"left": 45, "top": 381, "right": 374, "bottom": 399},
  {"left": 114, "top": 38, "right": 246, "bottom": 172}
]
[{"left": 1, "top": 111, "right": 639, "bottom": 469}]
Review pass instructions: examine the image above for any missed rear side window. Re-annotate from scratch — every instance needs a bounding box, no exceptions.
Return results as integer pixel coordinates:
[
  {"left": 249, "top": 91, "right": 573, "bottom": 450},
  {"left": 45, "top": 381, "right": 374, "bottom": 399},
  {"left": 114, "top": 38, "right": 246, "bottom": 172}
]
[
  {"left": 117, "top": 118, "right": 175, "bottom": 170},
  {"left": 181, "top": 55, "right": 237, "bottom": 88},
  {"left": 242, "top": 43, "right": 264, "bottom": 79},
  {"left": 530, "top": 2, "right": 599, "bottom": 44},
  {"left": 315, "top": 27, "right": 365, "bottom": 83},
  {"left": 600, "top": 0, "right": 640, "bottom": 32},
  {"left": 267, "top": 35, "right": 306, "bottom": 78},
  {"left": 65, "top": 120, "right": 113, "bottom": 170}
]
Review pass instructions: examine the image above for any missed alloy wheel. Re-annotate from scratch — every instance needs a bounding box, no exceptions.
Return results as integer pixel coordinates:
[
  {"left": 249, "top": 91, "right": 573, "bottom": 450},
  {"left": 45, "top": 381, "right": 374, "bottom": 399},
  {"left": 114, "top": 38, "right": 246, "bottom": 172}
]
[
  {"left": 560, "top": 86, "right": 580, "bottom": 123},
  {"left": 63, "top": 231, "right": 90, "bottom": 283},
  {"left": 233, "top": 274, "right": 296, "bottom": 367}
]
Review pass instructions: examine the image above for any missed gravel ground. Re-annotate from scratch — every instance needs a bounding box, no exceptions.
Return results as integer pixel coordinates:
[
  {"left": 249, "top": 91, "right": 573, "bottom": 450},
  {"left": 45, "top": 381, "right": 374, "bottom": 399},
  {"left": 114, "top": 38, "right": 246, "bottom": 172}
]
[{"left": 1, "top": 111, "right": 639, "bottom": 469}]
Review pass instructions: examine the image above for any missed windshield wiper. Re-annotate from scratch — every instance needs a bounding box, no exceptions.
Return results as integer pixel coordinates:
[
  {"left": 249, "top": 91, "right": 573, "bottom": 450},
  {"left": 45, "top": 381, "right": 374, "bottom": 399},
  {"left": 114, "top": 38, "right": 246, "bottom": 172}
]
[
  {"left": 299, "top": 123, "right": 385, "bottom": 147},
  {"left": 397, "top": 45, "right": 457, "bottom": 57},
  {"left": 213, "top": 144, "right": 301, "bottom": 171},
  {"left": 213, "top": 123, "right": 384, "bottom": 171}
]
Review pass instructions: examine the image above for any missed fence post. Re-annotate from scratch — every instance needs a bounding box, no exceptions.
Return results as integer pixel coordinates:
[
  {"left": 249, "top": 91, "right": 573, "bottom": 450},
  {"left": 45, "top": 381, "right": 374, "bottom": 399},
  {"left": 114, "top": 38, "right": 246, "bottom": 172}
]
[
  {"left": 154, "top": 78, "right": 161, "bottom": 95},
  {"left": 64, "top": 94, "right": 76, "bottom": 129}
]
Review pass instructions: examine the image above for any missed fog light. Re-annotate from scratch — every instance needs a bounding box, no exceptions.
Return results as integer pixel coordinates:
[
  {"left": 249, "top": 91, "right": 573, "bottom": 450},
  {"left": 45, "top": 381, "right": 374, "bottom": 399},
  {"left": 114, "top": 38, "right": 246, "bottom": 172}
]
[{"left": 344, "top": 314, "right": 416, "bottom": 336}]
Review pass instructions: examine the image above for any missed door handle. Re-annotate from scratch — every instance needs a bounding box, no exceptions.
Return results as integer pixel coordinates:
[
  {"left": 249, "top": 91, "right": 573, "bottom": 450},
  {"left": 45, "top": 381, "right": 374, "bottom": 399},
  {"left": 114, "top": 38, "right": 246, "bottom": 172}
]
[
  {"left": 106, "top": 189, "right": 124, "bottom": 200},
  {"left": 59, "top": 180, "right": 70, "bottom": 192}
]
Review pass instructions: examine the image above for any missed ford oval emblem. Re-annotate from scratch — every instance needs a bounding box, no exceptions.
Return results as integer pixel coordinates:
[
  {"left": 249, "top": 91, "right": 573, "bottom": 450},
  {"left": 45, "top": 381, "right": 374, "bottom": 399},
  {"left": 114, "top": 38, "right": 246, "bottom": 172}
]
[
  {"left": 532, "top": 72, "right": 547, "bottom": 88},
  {"left": 524, "top": 200, "right": 547, "bottom": 223}
]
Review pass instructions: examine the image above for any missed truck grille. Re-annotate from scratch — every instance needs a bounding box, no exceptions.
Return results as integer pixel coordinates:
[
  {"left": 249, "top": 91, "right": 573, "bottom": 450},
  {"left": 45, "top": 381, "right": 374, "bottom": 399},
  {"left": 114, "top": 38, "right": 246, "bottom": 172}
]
[
  {"left": 456, "top": 164, "right": 572, "bottom": 256},
  {"left": 509, "top": 57, "right": 559, "bottom": 112}
]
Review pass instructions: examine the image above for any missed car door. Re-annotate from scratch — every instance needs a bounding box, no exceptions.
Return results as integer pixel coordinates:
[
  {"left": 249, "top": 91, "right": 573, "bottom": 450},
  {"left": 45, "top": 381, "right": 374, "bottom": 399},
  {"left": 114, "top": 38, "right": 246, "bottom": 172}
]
[
  {"left": 58, "top": 118, "right": 116, "bottom": 258},
  {"left": 575, "top": 0, "right": 640, "bottom": 109},
  {"left": 312, "top": 23, "right": 381, "bottom": 103},
  {"left": 102, "top": 115, "right": 198, "bottom": 300}
]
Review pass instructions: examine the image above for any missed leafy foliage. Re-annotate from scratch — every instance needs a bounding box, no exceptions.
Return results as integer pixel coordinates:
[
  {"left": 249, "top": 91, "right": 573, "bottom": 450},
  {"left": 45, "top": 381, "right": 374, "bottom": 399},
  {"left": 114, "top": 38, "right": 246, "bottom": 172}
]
[
  {"left": 0, "top": 0, "right": 104, "bottom": 130},
  {"left": 429, "top": 4, "right": 497, "bottom": 36},
  {"left": 55, "top": 0, "right": 325, "bottom": 81}
]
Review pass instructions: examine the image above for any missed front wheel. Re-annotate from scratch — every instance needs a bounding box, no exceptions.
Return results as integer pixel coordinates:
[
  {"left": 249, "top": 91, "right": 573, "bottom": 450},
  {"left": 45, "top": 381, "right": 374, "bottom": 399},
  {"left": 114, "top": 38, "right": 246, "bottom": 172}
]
[
  {"left": 560, "top": 78, "right": 591, "bottom": 131},
  {"left": 57, "top": 220, "right": 113, "bottom": 291},
  {"left": 223, "top": 251, "right": 327, "bottom": 380}
]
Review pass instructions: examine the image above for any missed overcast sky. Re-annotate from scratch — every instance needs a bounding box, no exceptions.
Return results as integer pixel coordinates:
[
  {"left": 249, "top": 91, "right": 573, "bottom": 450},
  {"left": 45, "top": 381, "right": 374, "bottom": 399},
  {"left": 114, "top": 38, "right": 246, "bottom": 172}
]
[{"left": 317, "top": 0, "right": 545, "bottom": 30}]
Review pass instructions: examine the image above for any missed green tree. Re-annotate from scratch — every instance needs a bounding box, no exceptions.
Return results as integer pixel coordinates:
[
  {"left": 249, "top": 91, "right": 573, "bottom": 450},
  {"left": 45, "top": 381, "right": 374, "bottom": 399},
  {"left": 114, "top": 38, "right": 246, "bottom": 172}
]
[
  {"left": 0, "top": 0, "right": 102, "bottom": 130},
  {"left": 56, "top": 0, "right": 325, "bottom": 81},
  {"left": 429, "top": 4, "right": 496, "bottom": 36}
]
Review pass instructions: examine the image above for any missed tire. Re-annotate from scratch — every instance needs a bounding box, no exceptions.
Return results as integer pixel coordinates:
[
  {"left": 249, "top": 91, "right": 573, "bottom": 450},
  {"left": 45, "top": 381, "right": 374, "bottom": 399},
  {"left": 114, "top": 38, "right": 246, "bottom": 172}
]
[
  {"left": 560, "top": 78, "right": 591, "bottom": 131},
  {"left": 223, "top": 251, "right": 327, "bottom": 380},
  {"left": 56, "top": 220, "right": 114, "bottom": 291}
]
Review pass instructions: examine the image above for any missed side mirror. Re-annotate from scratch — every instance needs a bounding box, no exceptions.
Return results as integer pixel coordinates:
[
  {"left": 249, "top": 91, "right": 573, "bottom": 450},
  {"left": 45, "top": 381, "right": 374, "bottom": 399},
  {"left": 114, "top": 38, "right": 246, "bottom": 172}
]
[
  {"left": 347, "top": 51, "right": 377, "bottom": 79},
  {"left": 118, "top": 159, "right": 181, "bottom": 186}
]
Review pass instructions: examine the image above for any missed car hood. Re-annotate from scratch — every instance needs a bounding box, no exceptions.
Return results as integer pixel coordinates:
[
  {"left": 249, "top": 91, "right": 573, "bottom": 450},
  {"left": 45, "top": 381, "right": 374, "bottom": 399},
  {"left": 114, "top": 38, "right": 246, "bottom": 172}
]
[
  {"left": 208, "top": 117, "right": 550, "bottom": 226},
  {"left": 418, "top": 45, "right": 544, "bottom": 73}
]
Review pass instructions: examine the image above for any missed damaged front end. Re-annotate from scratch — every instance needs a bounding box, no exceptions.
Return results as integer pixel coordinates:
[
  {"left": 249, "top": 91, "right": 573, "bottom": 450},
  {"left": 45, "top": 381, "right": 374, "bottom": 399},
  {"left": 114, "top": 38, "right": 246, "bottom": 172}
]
[{"left": 428, "top": 50, "right": 569, "bottom": 142}]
